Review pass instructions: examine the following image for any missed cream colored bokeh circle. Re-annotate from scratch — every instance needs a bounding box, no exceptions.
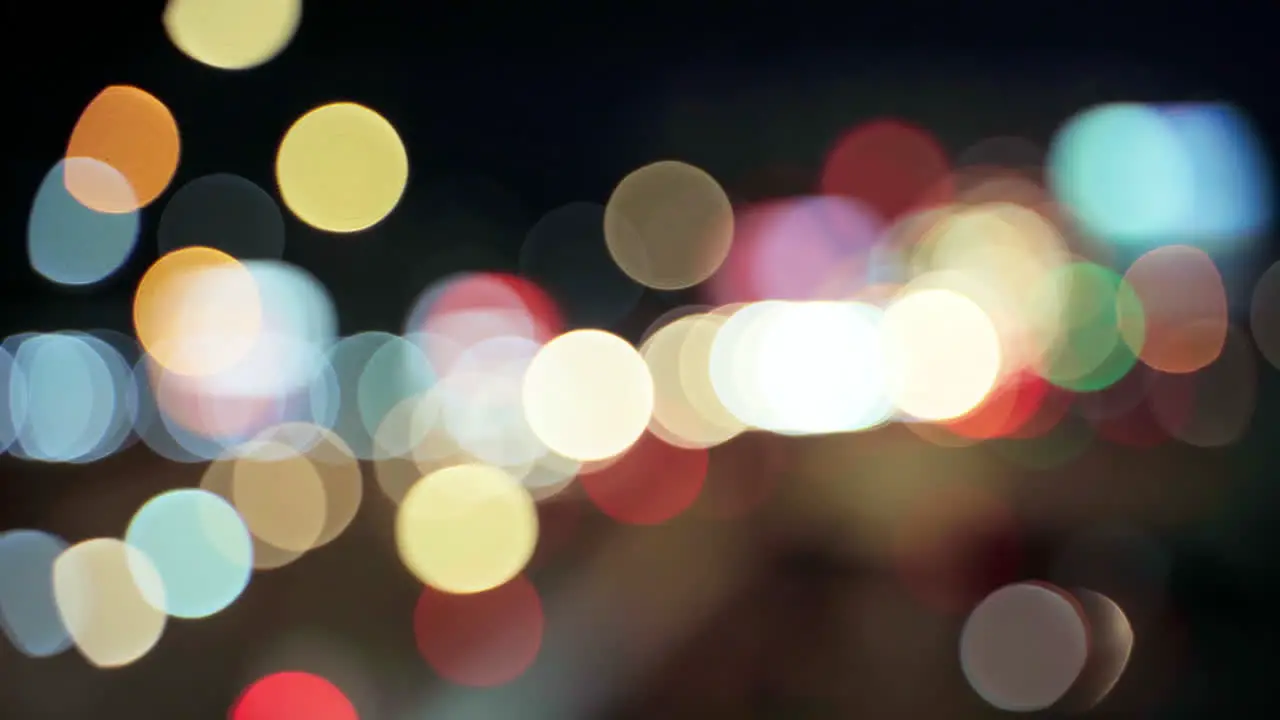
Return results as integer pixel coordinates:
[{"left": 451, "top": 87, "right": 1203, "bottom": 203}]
[
  {"left": 52, "top": 538, "right": 167, "bottom": 669},
  {"left": 229, "top": 439, "right": 328, "bottom": 553},
  {"left": 882, "top": 288, "right": 1003, "bottom": 421},
  {"left": 395, "top": 464, "right": 538, "bottom": 594},
  {"left": 522, "top": 329, "right": 654, "bottom": 462},
  {"left": 163, "top": 0, "right": 302, "bottom": 71},
  {"left": 275, "top": 102, "right": 408, "bottom": 233},
  {"left": 641, "top": 313, "right": 745, "bottom": 448},
  {"left": 915, "top": 203, "right": 1070, "bottom": 372},
  {"left": 603, "top": 160, "right": 734, "bottom": 290}
]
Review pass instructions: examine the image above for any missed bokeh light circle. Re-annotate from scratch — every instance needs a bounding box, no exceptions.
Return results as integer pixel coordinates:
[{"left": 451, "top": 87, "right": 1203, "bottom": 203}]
[
  {"left": 1122, "top": 244, "right": 1227, "bottom": 374},
  {"left": 641, "top": 312, "right": 745, "bottom": 448},
  {"left": 413, "top": 576, "right": 543, "bottom": 687},
  {"left": 0, "top": 529, "right": 72, "bottom": 658},
  {"left": 231, "top": 671, "right": 358, "bottom": 720},
  {"left": 276, "top": 102, "right": 408, "bottom": 233},
  {"left": 820, "top": 118, "right": 954, "bottom": 222},
  {"left": 158, "top": 173, "right": 287, "bottom": 259},
  {"left": 1048, "top": 103, "right": 1195, "bottom": 245},
  {"left": 522, "top": 329, "right": 654, "bottom": 462},
  {"left": 65, "top": 85, "right": 180, "bottom": 213},
  {"left": 53, "top": 538, "right": 167, "bottom": 669},
  {"left": 124, "top": 488, "right": 253, "bottom": 619},
  {"left": 580, "top": 431, "right": 707, "bottom": 525},
  {"left": 1037, "top": 262, "right": 1145, "bottom": 392},
  {"left": 229, "top": 439, "right": 330, "bottom": 554},
  {"left": 395, "top": 464, "right": 538, "bottom": 594},
  {"left": 10, "top": 332, "right": 116, "bottom": 462},
  {"left": 959, "top": 582, "right": 1088, "bottom": 712},
  {"left": 603, "top": 160, "right": 734, "bottom": 290},
  {"left": 28, "top": 158, "right": 140, "bottom": 286},
  {"left": 133, "top": 246, "right": 263, "bottom": 377},
  {"left": 164, "top": 0, "right": 303, "bottom": 71},
  {"left": 881, "top": 288, "right": 1002, "bottom": 421},
  {"left": 521, "top": 201, "right": 642, "bottom": 328}
]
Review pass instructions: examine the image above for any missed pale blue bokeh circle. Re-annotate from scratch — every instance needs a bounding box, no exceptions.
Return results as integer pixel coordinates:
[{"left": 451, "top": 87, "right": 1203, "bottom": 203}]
[
  {"left": 27, "top": 158, "right": 141, "bottom": 286},
  {"left": 1048, "top": 103, "right": 1195, "bottom": 245},
  {"left": 125, "top": 489, "right": 253, "bottom": 619},
  {"left": 0, "top": 529, "right": 72, "bottom": 657}
]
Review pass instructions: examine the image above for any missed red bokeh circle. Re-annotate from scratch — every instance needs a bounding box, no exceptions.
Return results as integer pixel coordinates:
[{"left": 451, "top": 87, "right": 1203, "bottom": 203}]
[
  {"left": 413, "top": 575, "right": 544, "bottom": 688},
  {"left": 580, "top": 430, "right": 708, "bottom": 525},
  {"left": 230, "top": 671, "right": 358, "bottom": 720},
  {"left": 819, "top": 118, "right": 953, "bottom": 223}
]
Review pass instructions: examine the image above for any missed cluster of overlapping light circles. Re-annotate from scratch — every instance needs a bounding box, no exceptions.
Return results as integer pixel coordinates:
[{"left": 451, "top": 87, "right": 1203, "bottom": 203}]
[
  {"left": 1049, "top": 102, "right": 1272, "bottom": 252},
  {"left": 27, "top": 85, "right": 180, "bottom": 287},
  {"left": 684, "top": 106, "right": 1272, "bottom": 454},
  {"left": 0, "top": 492, "right": 257, "bottom": 668},
  {"left": 960, "top": 582, "right": 1134, "bottom": 713},
  {"left": 3, "top": 331, "right": 136, "bottom": 463},
  {"left": 10, "top": 25, "right": 1280, "bottom": 699}
]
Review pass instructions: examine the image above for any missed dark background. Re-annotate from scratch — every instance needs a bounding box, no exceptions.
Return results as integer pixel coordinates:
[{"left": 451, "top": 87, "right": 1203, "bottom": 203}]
[{"left": 3, "top": 2, "right": 1279, "bottom": 718}]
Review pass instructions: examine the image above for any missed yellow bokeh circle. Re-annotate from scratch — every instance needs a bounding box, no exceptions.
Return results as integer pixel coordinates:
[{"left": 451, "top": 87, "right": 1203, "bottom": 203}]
[
  {"left": 163, "top": 0, "right": 302, "bottom": 71},
  {"left": 275, "top": 102, "right": 409, "bottom": 233},
  {"left": 395, "top": 464, "right": 538, "bottom": 595}
]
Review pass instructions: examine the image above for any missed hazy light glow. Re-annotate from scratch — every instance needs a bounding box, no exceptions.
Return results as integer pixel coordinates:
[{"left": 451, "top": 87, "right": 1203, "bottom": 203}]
[
  {"left": 708, "top": 302, "right": 789, "bottom": 428},
  {"left": 750, "top": 301, "right": 893, "bottom": 434},
  {"left": 641, "top": 312, "right": 745, "bottom": 448},
  {"left": 1048, "top": 103, "right": 1195, "bottom": 246}
]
